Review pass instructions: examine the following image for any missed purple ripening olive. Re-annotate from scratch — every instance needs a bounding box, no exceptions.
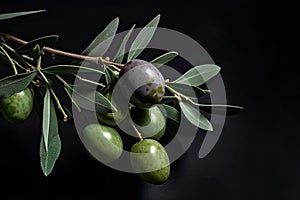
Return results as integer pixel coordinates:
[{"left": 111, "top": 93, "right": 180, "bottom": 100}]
[{"left": 119, "top": 59, "right": 165, "bottom": 108}]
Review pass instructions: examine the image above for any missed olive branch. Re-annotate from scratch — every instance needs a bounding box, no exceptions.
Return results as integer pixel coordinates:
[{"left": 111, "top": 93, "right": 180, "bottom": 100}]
[{"left": 0, "top": 10, "right": 243, "bottom": 181}]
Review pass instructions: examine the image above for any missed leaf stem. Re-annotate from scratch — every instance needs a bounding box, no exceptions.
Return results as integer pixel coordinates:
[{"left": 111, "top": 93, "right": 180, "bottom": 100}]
[
  {"left": 0, "top": 45, "right": 17, "bottom": 74},
  {"left": 63, "top": 86, "right": 82, "bottom": 112},
  {"left": 165, "top": 84, "right": 183, "bottom": 102},
  {"left": 2, "top": 33, "right": 125, "bottom": 68},
  {"left": 165, "top": 84, "right": 243, "bottom": 110},
  {"left": 72, "top": 73, "right": 106, "bottom": 88},
  {"left": 37, "top": 57, "right": 68, "bottom": 122},
  {"left": 49, "top": 87, "right": 68, "bottom": 122},
  {"left": 55, "top": 75, "right": 82, "bottom": 112}
]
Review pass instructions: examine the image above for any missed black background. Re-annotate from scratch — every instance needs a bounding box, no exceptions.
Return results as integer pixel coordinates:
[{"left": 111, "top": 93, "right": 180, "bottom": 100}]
[{"left": 1, "top": 0, "right": 299, "bottom": 199}]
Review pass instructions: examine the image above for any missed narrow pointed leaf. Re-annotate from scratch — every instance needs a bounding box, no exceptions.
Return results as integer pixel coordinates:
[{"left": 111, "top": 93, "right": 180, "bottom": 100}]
[
  {"left": 104, "top": 66, "right": 118, "bottom": 85},
  {"left": 173, "top": 64, "right": 220, "bottom": 86},
  {"left": 127, "top": 14, "right": 160, "bottom": 61},
  {"left": 0, "top": 10, "right": 45, "bottom": 21},
  {"left": 40, "top": 96, "right": 61, "bottom": 176},
  {"left": 82, "top": 17, "right": 119, "bottom": 56},
  {"left": 42, "top": 88, "right": 51, "bottom": 152},
  {"left": 66, "top": 85, "right": 116, "bottom": 113},
  {"left": 166, "top": 82, "right": 210, "bottom": 99},
  {"left": 114, "top": 24, "right": 136, "bottom": 63},
  {"left": 0, "top": 72, "right": 36, "bottom": 98},
  {"left": 42, "top": 65, "right": 104, "bottom": 75},
  {"left": 16, "top": 35, "right": 59, "bottom": 51},
  {"left": 158, "top": 104, "right": 180, "bottom": 124},
  {"left": 199, "top": 104, "right": 244, "bottom": 115},
  {"left": 179, "top": 102, "right": 213, "bottom": 131},
  {"left": 104, "top": 67, "right": 111, "bottom": 85},
  {"left": 151, "top": 51, "right": 178, "bottom": 68}
]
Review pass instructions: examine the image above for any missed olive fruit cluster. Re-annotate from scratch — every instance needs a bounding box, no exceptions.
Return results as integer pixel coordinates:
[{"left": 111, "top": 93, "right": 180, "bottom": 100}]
[
  {"left": 0, "top": 87, "right": 34, "bottom": 124},
  {"left": 82, "top": 59, "right": 170, "bottom": 184}
]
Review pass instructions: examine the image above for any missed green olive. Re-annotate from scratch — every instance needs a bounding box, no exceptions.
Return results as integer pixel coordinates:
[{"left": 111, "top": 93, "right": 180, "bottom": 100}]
[
  {"left": 130, "top": 139, "right": 170, "bottom": 184},
  {"left": 0, "top": 87, "right": 34, "bottom": 124},
  {"left": 130, "top": 106, "right": 166, "bottom": 140},
  {"left": 82, "top": 123, "right": 123, "bottom": 163},
  {"left": 97, "top": 92, "right": 126, "bottom": 126}
]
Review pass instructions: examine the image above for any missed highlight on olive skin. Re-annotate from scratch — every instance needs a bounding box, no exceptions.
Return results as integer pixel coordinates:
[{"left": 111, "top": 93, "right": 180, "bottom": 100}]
[{"left": 82, "top": 123, "right": 123, "bottom": 164}]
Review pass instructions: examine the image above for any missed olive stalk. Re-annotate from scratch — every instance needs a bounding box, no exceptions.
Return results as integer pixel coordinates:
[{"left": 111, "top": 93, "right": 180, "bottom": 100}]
[
  {"left": 1, "top": 43, "right": 28, "bottom": 70},
  {"left": 37, "top": 56, "right": 68, "bottom": 122},
  {"left": 130, "top": 119, "right": 143, "bottom": 141},
  {"left": 72, "top": 73, "right": 106, "bottom": 88},
  {"left": 0, "top": 45, "right": 17, "bottom": 74},
  {"left": 55, "top": 74, "right": 82, "bottom": 112},
  {"left": 165, "top": 84, "right": 200, "bottom": 105}
]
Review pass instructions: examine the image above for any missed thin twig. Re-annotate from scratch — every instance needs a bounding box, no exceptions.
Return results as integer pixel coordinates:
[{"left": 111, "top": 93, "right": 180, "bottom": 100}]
[
  {"left": 0, "top": 46, "right": 17, "bottom": 74},
  {"left": 56, "top": 75, "right": 82, "bottom": 112},
  {"left": 2, "top": 33, "right": 125, "bottom": 68},
  {"left": 72, "top": 73, "right": 106, "bottom": 88}
]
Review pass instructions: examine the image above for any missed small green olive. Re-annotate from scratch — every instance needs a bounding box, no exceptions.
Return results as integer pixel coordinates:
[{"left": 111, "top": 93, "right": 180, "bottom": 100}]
[
  {"left": 82, "top": 123, "right": 123, "bottom": 163},
  {"left": 97, "top": 92, "right": 126, "bottom": 126},
  {"left": 130, "top": 106, "right": 166, "bottom": 140},
  {"left": 130, "top": 139, "right": 170, "bottom": 184},
  {"left": 0, "top": 87, "right": 34, "bottom": 124}
]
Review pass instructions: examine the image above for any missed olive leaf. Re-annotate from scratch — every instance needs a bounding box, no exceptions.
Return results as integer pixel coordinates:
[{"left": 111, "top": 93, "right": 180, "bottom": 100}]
[
  {"left": 114, "top": 24, "right": 136, "bottom": 63},
  {"left": 40, "top": 95, "right": 61, "bottom": 176},
  {"left": 82, "top": 17, "right": 119, "bottom": 56},
  {"left": 16, "top": 35, "right": 59, "bottom": 51},
  {"left": 158, "top": 104, "right": 180, "bottom": 124},
  {"left": 166, "top": 82, "right": 210, "bottom": 99},
  {"left": 199, "top": 104, "right": 244, "bottom": 115},
  {"left": 0, "top": 72, "right": 36, "bottom": 99},
  {"left": 173, "top": 64, "right": 220, "bottom": 86},
  {"left": 179, "top": 102, "right": 213, "bottom": 131},
  {"left": 42, "top": 88, "right": 51, "bottom": 152},
  {"left": 66, "top": 85, "right": 116, "bottom": 113},
  {"left": 151, "top": 51, "right": 178, "bottom": 68},
  {"left": 127, "top": 14, "right": 160, "bottom": 62},
  {"left": 0, "top": 10, "right": 45, "bottom": 21},
  {"left": 42, "top": 65, "right": 104, "bottom": 75},
  {"left": 104, "top": 66, "right": 118, "bottom": 85}
]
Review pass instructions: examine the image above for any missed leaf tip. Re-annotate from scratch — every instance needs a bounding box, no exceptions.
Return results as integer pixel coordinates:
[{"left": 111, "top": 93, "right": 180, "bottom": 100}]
[
  {"left": 207, "top": 125, "right": 213, "bottom": 131},
  {"left": 43, "top": 171, "right": 49, "bottom": 177}
]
